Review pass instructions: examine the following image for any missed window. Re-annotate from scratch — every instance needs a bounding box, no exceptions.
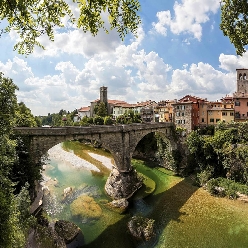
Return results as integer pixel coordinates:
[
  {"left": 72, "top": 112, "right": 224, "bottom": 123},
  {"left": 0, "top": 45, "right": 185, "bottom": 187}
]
[
  {"left": 222, "top": 112, "right": 227, "bottom": 116},
  {"left": 183, "top": 120, "right": 185, "bottom": 124},
  {"left": 210, "top": 118, "right": 214, "bottom": 123},
  {"left": 230, "top": 112, "right": 234, "bottom": 116},
  {"left": 231, "top": 105, "right": 233, "bottom": 108},
  {"left": 202, "top": 111, "right": 204, "bottom": 116},
  {"left": 247, "top": 102, "right": 248, "bottom": 106},
  {"left": 216, "top": 119, "right": 220, "bottom": 123},
  {"left": 181, "top": 105, "right": 185, "bottom": 110},
  {"left": 235, "top": 101, "right": 240, "bottom": 106},
  {"left": 176, "top": 112, "right": 180, "bottom": 116},
  {"left": 182, "top": 112, "right": 184, "bottom": 116},
  {"left": 202, "top": 118, "right": 204, "bottom": 122},
  {"left": 177, "top": 106, "right": 180, "bottom": 109}
]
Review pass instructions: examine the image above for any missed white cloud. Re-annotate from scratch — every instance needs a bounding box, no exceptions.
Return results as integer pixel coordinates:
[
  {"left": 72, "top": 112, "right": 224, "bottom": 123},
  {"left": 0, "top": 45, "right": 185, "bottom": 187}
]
[
  {"left": 170, "top": 62, "right": 235, "bottom": 99},
  {"left": 151, "top": 0, "right": 219, "bottom": 40},
  {"left": 32, "top": 29, "right": 121, "bottom": 58},
  {"left": 219, "top": 52, "right": 248, "bottom": 72}
]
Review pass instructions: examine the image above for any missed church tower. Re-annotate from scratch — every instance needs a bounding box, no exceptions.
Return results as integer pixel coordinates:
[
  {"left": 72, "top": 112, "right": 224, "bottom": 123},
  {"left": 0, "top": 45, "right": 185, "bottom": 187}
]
[
  {"left": 100, "top": 86, "right": 108, "bottom": 104},
  {"left": 237, "top": 68, "right": 248, "bottom": 94}
]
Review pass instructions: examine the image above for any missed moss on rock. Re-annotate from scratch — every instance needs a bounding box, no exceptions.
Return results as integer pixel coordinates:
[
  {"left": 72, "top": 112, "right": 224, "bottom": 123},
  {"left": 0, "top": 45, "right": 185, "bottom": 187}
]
[{"left": 70, "top": 195, "right": 102, "bottom": 221}]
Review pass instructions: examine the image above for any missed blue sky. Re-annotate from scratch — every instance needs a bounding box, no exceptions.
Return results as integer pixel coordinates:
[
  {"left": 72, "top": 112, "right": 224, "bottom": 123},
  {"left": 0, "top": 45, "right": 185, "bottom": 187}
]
[{"left": 0, "top": 0, "right": 247, "bottom": 116}]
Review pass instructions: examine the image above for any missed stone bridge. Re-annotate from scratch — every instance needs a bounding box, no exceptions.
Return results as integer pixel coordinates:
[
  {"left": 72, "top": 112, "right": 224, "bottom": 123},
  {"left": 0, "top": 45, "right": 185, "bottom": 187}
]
[{"left": 14, "top": 123, "right": 175, "bottom": 172}]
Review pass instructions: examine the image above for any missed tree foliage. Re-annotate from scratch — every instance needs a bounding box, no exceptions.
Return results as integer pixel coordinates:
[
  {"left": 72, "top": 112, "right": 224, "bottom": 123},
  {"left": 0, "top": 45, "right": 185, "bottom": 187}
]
[
  {"left": 94, "top": 102, "right": 108, "bottom": 117},
  {"left": 0, "top": 0, "right": 141, "bottom": 55},
  {"left": 116, "top": 110, "right": 141, "bottom": 124},
  {"left": 220, "top": 0, "right": 248, "bottom": 55},
  {"left": 186, "top": 122, "right": 248, "bottom": 185},
  {"left": 15, "top": 102, "right": 38, "bottom": 127},
  {"left": 0, "top": 73, "right": 38, "bottom": 247}
]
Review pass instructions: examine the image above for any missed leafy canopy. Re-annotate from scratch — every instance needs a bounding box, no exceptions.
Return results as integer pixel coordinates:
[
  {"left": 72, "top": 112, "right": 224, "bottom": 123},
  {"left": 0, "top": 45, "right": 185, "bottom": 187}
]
[
  {"left": 0, "top": 0, "right": 141, "bottom": 55},
  {"left": 220, "top": 0, "right": 248, "bottom": 55}
]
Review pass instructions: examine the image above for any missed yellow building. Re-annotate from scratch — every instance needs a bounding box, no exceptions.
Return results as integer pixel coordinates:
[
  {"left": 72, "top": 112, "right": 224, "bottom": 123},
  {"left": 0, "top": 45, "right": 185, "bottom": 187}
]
[
  {"left": 207, "top": 97, "right": 234, "bottom": 125},
  {"left": 199, "top": 100, "right": 208, "bottom": 127},
  {"left": 157, "top": 100, "right": 174, "bottom": 122}
]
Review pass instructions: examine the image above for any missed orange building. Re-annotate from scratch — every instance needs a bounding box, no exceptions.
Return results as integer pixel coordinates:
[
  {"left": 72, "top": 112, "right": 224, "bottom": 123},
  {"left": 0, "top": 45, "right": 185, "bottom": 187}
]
[{"left": 156, "top": 100, "right": 174, "bottom": 122}]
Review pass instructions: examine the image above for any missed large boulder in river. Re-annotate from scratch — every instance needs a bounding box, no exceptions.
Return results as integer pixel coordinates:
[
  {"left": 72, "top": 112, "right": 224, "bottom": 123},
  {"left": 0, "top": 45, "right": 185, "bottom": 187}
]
[
  {"left": 55, "top": 220, "right": 84, "bottom": 245},
  {"left": 105, "top": 167, "right": 143, "bottom": 200},
  {"left": 106, "top": 198, "right": 129, "bottom": 213},
  {"left": 63, "top": 187, "right": 73, "bottom": 198},
  {"left": 127, "top": 216, "right": 155, "bottom": 242}
]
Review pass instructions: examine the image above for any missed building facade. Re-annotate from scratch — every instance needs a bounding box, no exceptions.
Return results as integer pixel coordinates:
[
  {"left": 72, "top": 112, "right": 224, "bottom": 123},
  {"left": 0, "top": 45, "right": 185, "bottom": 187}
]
[
  {"left": 233, "top": 69, "right": 248, "bottom": 122},
  {"left": 156, "top": 100, "right": 174, "bottom": 123},
  {"left": 172, "top": 95, "right": 207, "bottom": 132}
]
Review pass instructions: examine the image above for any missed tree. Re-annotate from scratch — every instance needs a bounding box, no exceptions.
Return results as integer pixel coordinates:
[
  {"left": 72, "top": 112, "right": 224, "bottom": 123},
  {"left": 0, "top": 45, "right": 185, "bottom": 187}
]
[
  {"left": 220, "top": 0, "right": 248, "bottom": 55},
  {"left": 0, "top": 73, "right": 38, "bottom": 247},
  {"left": 15, "top": 102, "right": 37, "bottom": 127},
  {"left": 94, "top": 115, "right": 104, "bottom": 125},
  {"left": 0, "top": 73, "right": 18, "bottom": 247},
  {"left": 94, "top": 102, "right": 108, "bottom": 117},
  {"left": 1, "top": 0, "right": 141, "bottom": 55},
  {"left": 104, "top": 116, "right": 113, "bottom": 125}
]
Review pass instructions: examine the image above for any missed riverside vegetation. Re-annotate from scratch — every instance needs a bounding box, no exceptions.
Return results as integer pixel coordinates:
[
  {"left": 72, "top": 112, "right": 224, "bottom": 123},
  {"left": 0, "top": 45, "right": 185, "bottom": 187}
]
[{"left": 1, "top": 72, "right": 248, "bottom": 247}]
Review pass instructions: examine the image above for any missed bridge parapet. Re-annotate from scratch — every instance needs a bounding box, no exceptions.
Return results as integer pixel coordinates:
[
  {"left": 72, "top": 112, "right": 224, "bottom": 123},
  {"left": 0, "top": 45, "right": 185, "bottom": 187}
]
[{"left": 14, "top": 122, "right": 174, "bottom": 136}]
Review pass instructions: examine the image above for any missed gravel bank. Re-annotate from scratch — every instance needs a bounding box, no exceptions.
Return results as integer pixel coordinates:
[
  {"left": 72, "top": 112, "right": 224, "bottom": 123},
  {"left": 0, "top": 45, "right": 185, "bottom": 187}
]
[{"left": 48, "top": 144, "right": 100, "bottom": 172}]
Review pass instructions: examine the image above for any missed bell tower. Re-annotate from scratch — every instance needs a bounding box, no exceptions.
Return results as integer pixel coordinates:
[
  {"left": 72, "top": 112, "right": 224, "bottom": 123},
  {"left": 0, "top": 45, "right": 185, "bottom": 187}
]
[
  {"left": 100, "top": 86, "right": 108, "bottom": 104},
  {"left": 237, "top": 68, "right": 248, "bottom": 94}
]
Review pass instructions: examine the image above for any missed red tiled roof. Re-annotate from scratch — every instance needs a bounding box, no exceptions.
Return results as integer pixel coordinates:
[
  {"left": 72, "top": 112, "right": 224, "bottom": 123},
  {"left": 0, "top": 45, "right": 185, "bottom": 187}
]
[
  {"left": 108, "top": 99, "right": 127, "bottom": 104},
  {"left": 78, "top": 106, "right": 90, "bottom": 112},
  {"left": 113, "top": 103, "right": 137, "bottom": 108}
]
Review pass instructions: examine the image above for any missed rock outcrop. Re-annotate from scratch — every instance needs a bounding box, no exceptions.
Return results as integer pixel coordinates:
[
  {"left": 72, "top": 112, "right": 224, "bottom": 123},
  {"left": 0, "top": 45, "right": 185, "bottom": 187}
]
[
  {"left": 105, "top": 167, "right": 143, "bottom": 199},
  {"left": 26, "top": 219, "right": 84, "bottom": 248},
  {"left": 127, "top": 216, "right": 155, "bottom": 242},
  {"left": 106, "top": 198, "right": 129, "bottom": 213},
  {"left": 55, "top": 220, "right": 84, "bottom": 245}
]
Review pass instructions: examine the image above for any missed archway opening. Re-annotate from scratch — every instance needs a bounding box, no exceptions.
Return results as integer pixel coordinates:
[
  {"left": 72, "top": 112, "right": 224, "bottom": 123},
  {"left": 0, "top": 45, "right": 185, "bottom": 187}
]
[{"left": 132, "top": 131, "right": 178, "bottom": 172}]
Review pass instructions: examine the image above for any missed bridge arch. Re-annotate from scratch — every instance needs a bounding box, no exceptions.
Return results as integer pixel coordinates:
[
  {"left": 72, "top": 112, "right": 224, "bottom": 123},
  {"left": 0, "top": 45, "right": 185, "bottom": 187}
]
[
  {"left": 14, "top": 123, "right": 176, "bottom": 173},
  {"left": 129, "top": 129, "right": 177, "bottom": 161}
]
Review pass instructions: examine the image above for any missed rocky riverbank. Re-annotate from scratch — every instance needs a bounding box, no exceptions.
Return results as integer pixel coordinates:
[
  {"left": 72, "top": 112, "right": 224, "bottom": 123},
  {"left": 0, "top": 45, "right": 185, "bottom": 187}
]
[{"left": 47, "top": 144, "right": 105, "bottom": 172}]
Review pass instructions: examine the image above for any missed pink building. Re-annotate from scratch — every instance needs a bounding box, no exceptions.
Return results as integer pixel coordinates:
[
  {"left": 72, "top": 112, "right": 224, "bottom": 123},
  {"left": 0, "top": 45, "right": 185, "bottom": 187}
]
[{"left": 233, "top": 69, "right": 248, "bottom": 122}]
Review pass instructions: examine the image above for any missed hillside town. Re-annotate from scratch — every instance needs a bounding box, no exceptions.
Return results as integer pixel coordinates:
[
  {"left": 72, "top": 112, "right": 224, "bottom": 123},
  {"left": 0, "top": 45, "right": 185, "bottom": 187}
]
[{"left": 75, "top": 68, "right": 248, "bottom": 132}]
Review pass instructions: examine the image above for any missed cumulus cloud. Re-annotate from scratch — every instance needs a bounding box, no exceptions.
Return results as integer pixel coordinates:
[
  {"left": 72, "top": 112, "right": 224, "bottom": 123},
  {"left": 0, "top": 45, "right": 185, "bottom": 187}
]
[
  {"left": 151, "top": 0, "right": 219, "bottom": 40},
  {"left": 219, "top": 52, "right": 248, "bottom": 72},
  {"left": 170, "top": 62, "right": 235, "bottom": 99},
  {"left": 32, "top": 28, "right": 121, "bottom": 58}
]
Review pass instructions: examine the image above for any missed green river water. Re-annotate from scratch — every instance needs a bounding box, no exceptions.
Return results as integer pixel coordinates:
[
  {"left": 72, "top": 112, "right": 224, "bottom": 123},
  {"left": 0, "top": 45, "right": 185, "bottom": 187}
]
[{"left": 42, "top": 142, "right": 248, "bottom": 248}]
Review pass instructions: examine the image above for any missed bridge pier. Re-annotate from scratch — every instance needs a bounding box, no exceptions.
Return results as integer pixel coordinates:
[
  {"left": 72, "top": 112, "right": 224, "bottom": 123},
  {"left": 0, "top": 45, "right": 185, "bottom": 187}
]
[{"left": 105, "top": 167, "right": 143, "bottom": 200}]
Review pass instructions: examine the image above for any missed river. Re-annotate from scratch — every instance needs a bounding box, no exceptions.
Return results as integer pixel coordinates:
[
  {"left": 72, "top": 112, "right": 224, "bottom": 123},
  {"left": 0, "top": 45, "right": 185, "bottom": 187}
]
[{"left": 42, "top": 141, "right": 248, "bottom": 248}]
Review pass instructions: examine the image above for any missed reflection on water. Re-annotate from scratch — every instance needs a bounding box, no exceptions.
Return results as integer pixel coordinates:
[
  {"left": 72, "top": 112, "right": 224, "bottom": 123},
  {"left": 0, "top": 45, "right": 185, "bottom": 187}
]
[{"left": 42, "top": 143, "right": 248, "bottom": 248}]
